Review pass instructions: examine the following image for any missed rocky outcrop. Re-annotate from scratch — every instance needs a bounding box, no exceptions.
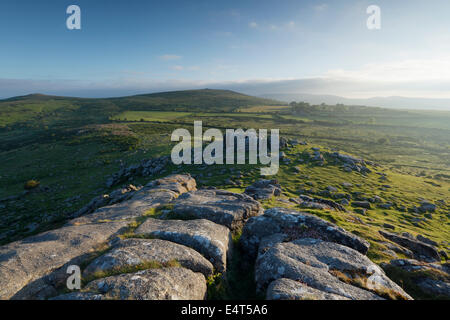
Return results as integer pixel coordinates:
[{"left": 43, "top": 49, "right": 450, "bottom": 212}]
[
  {"left": 83, "top": 238, "right": 214, "bottom": 278},
  {"left": 266, "top": 278, "right": 350, "bottom": 300},
  {"left": 379, "top": 230, "right": 441, "bottom": 262},
  {"left": 105, "top": 156, "right": 170, "bottom": 188},
  {"left": 244, "top": 180, "right": 282, "bottom": 200},
  {"left": 0, "top": 174, "right": 208, "bottom": 300},
  {"left": 68, "top": 174, "right": 196, "bottom": 225},
  {"left": 381, "top": 259, "right": 450, "bottom": 299},
  {"left": 256, "top": 238, "right": 412, "bottom": 300},
  {"left": 55, "top": 267, "right": 206, "bottom": 300},
  {"left": 240, "top": 207, "right": 370, "bottom": 258},
  {"left": 135, "top": 218, "right": 232, "bottom": 272},
  {"left": 0, "top": 220, "right": 129, "bottom": 300},
  {"left": 70, "top": 184, "right": 140, "bottom": 218},
  {"left": 327, "top": 152, "right": 373, "bottom": 174},
  {"left": 172, "top": 189, "right": 262, "bottom": 231}
]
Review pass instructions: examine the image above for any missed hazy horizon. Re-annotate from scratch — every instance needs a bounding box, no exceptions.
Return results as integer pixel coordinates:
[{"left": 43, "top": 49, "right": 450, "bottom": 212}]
[{"left": 1, "top": 0, "right": 450, "bottom": 107}]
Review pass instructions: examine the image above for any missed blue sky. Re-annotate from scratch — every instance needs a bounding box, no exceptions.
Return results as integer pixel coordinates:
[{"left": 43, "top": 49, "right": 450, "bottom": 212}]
[{"left": 1, "top": 0, "right": 449, "bottom": 99}]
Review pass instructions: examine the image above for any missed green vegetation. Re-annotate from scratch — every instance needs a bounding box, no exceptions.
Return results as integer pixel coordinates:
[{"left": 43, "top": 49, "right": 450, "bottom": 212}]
[{"left": 0, "top": 90, "right": 449, "bottom": 299}]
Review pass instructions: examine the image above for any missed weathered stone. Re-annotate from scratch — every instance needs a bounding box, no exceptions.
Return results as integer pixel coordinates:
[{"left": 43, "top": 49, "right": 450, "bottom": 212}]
[
  {"left": 244, "top": 180, "right": 282, "bottom": 200},
  {"left": 84, "top": 267, "right": 206, "bottom": 300},
  {"left": 0, "top": 221, "right": 129, "bottom": 300},
  {"left": 352, "top": 201, "right": 372, "bottom": 209},
  {"left": 266, "top": 278, "right": 350, "bottom": 300},
  {"left": 83, "top": 238, "right": 214, "bottom": 278},
  {"left": 298, "top": 196, "right": 347, "bottom": 212},
  {"left": 416, "top": 235, "right": 438, "bottom": 247},
  {"left": 381, "top": 259, "right": 449, "bottom": 298},
  {"left": 383, "top": 223, "right": 395, "bottom": 230},
  {"left": 135, "top": 218, "right": 231, "bottom": 272},
  {"left": 379, "top": 230, "right": 441, "bottom": 262},
  {"left": 172, "top": 189, "right": 262, "bottom": 231},
  {"left": 255, "top": 238, "right": 412, "bottom": 300},
  {"left": 418, "top": 202, "right": 436, "bottom": 213},
  {"left": 68, "top": 175, "right": 196, "bottom": 225},
  {"left": 50, "top": 292, "right": 105, "bottom": 300},
  {"left": 106, "top": 156, "right": 170, "bottom": 188},
  {"left": 70, "top": 185, "right": 140, "bottom": 219},
  {"left": 240, "top": 207, "right": 370, "bottom": 258}
]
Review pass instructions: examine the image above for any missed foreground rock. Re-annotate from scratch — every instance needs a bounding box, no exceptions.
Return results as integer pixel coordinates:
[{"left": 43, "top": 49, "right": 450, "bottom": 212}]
[
  {"left": 83, "top": 238, "right": 214, "bottom": 278},
  {"left": 0, "top": 221, "right": 129, "bottom": 300},
  {"left": 379, "top": 230, "right": 441, "bottom": 262},
  {"left": 256, "top": 238, "right": 412, "bottom": 300},
  {"left": 68, "top": 174, "right": 196, "bottom": 225},
  {"left": 244, "top": 180, "right": 282, "bottom": 200},
  {"left": 172, "top": 190, "right": 262, "bottom": 231},
  {"left": 57, "top": 268, "right": 206, "bottom": 300},
  {"left": 266, "top": 278, "right": 350, "bottom": 300},
  {"left": 381, "top": 259, "right": 450, "bottom": 299},
  {"left": 135, "top": 218, "right": 231, "bottom": 272},
  {"left": 240, "top": 207, "right": 370, "bottom": 258}
]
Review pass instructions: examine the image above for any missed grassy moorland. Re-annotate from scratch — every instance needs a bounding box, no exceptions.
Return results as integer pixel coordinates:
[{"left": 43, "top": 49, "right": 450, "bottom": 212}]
[{"left": 0, "top": 90, "right": 448, "bottom": 282}]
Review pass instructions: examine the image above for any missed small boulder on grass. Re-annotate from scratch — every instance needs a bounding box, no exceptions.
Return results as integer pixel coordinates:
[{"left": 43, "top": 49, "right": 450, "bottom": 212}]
[{"left": 24, "top": 180, "right": 40, "bottom": 190}]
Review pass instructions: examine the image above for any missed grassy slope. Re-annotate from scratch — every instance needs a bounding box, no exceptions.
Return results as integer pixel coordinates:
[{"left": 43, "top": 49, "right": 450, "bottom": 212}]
[{"left": 0, "top": 91, "right": 448, "bottom": 299}]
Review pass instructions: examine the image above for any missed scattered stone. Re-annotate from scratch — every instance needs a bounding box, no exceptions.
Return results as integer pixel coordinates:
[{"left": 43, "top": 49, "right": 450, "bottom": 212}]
[
  {"left": 379, "top": 230, "right": 441, "bottom": 262},
  {"left": 326, "top": 186, "right": 338, "bottom": 192},
  {"left": 418, "top": 202, "right": 436, "bottom": 213},
  {"left": 341, "top": 182, "right": 353, "bottom": 188},
  {"left": 244, "top": 180, "right": 282, "bottom": 200},
  {"left": 352, "top": 201, "right": 372, "bottom": 209},
  {"left": 106, "top": 156, "right": 170, "bottom": 188}
]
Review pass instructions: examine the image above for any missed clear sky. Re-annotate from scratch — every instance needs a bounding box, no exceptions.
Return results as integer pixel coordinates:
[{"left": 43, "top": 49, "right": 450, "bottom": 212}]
[{"left": 1, "top": 0, "right": 449, "bottom": 99}]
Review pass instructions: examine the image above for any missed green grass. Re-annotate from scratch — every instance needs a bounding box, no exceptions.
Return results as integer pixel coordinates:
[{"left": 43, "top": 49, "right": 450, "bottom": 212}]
[
  {"left": 0, "top": 90, "right": 448, "bottom": 300},
  {"left": 111, "top": 111, "right": 192, "bottom": 122}
]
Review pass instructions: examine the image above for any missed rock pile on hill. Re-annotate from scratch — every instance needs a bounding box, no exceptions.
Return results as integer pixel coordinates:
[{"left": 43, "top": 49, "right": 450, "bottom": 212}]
[
  {"left": 105, "top": 156, "right": 170, "bottom": 188},
  {"left": 244, "top": 180, "right": 282, "bottom": 200},
  {"left": 0, "top": 174, "right": 428, "bottom": 300}
]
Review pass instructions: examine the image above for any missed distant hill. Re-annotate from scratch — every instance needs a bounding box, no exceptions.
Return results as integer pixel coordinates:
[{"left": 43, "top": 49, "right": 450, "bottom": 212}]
[
  {"left": 260, "top": 93, "right": 450, "bottom": 110},
  {"left": 0, "top": 89, "right": 283, "bottom": 128}
]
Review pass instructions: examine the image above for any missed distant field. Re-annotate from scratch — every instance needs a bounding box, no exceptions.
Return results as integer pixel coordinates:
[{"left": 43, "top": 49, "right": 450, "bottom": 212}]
[
  {"left": 237, "top": 105, "right": 289, "bottom": 112},
  {"left": 111, "top": 111, "right": 275, "bottom": 122},
  {"left": 111, "top": 111, "right": 192, "bottom": 122}
]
